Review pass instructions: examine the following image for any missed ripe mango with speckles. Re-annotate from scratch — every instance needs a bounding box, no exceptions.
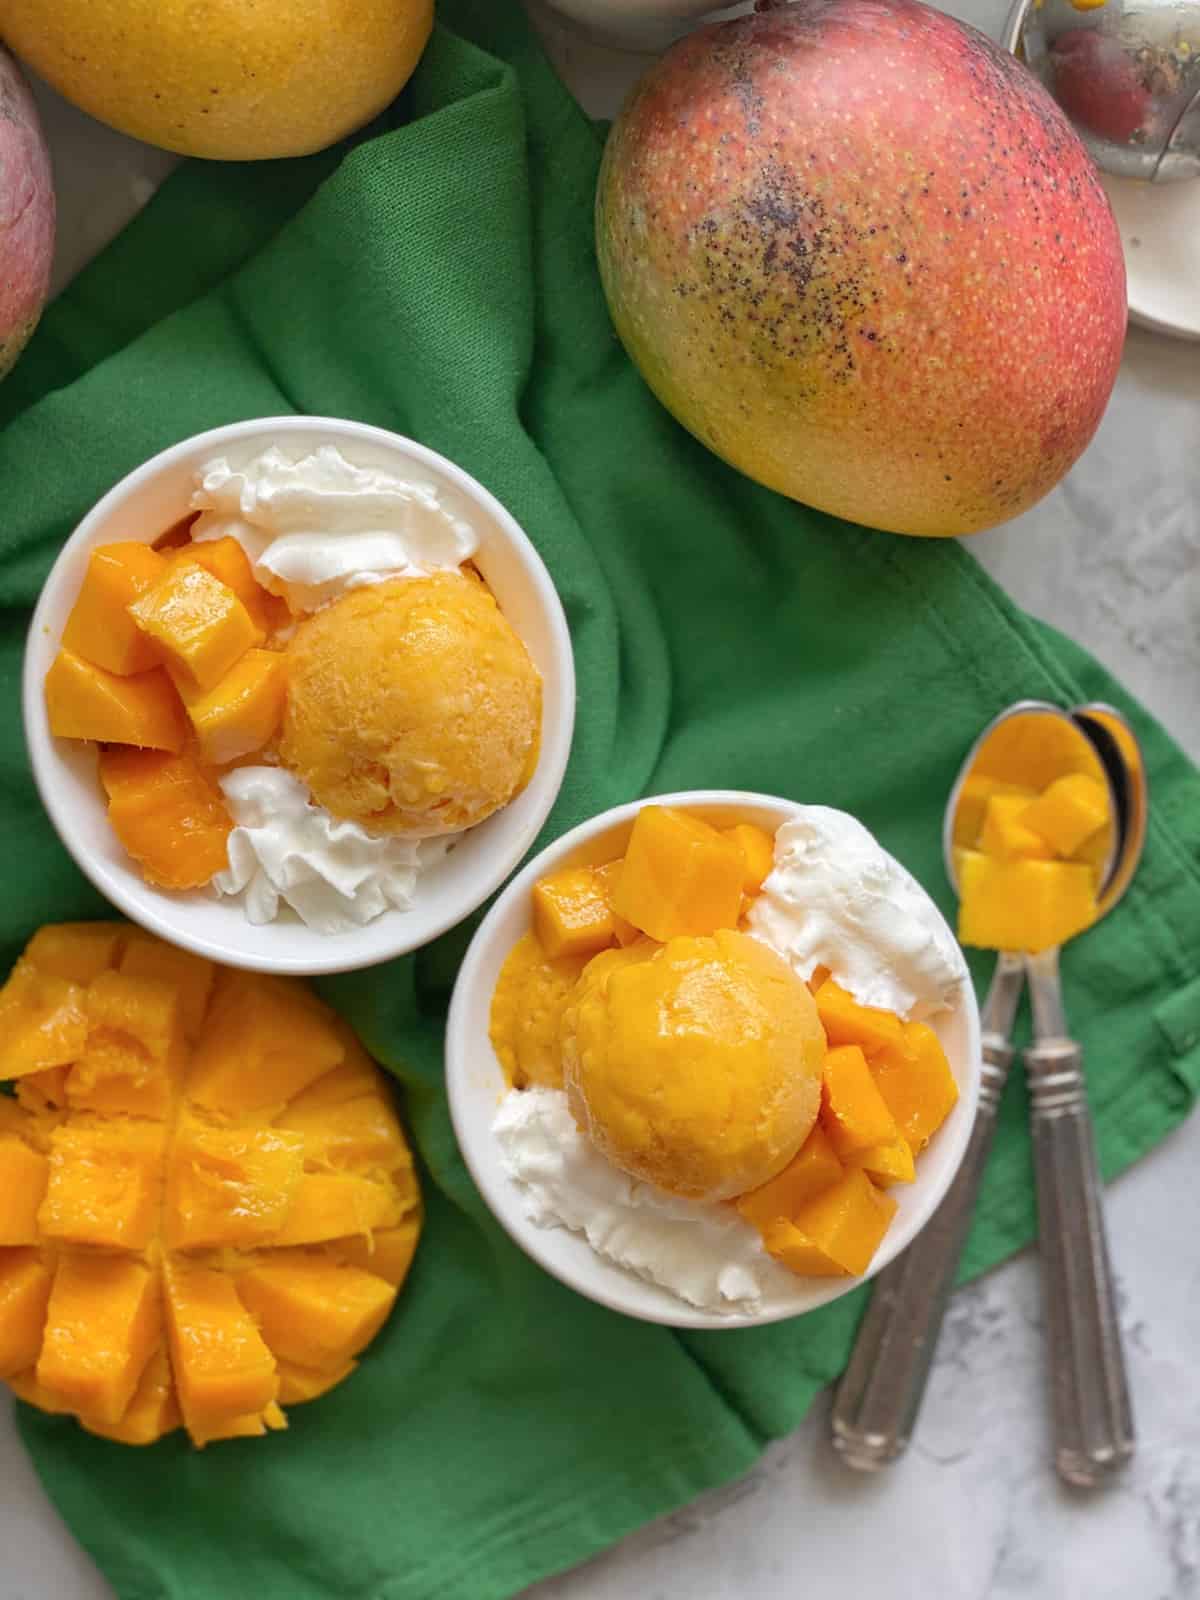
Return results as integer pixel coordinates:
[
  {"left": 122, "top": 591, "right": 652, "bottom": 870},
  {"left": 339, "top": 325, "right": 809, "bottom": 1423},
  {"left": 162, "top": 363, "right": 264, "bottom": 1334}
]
[{"left": 0, "top": 49, "right": 54, "bottom": 384}]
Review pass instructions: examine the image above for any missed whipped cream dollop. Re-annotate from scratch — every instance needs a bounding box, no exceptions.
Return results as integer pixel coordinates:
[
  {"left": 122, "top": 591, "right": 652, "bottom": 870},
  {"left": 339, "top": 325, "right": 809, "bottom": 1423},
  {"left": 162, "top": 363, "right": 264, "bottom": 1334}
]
[
  {"left": 191, "top": 444, "right": 479, "bottom": 613},
  {"left": 748, "top": 806, "right": 967, "bottom": 1020},
  {"left": 493, "top": 1086, "right": 796, "bottom": 1314},
  {"left": 213, "top": 767, "right": 444, "bottom": 935}
]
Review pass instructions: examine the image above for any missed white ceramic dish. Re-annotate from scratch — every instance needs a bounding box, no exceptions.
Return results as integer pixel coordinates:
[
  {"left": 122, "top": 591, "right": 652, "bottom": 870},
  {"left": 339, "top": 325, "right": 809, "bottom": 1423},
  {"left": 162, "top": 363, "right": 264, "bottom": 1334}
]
[
  {"left": 1102, "top": 173, "right": 1200, "bottom": 342},
  {"left": 446, "top": 790, "right": 982, "bottom": 1330},
  {"left": 23, "top": 416, "right": 575, "bottom": 976}
]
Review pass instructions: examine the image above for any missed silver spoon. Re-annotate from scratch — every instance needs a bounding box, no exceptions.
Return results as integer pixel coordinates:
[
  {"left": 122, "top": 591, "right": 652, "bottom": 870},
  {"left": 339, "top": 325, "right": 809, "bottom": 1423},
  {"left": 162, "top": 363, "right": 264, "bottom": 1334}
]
[{"left": 832, "top": 700, "right": 1145, "bottom": 1480}]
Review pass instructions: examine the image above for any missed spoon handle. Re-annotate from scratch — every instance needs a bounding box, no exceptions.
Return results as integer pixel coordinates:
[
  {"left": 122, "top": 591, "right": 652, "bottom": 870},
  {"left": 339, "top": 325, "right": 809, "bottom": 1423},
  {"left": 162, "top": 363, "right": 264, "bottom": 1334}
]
[
  {"left": 831, "top": 953, "right": 1023, "bottom": 1469},
  {"left": 1024, "top": 951, "right": 1135, "bottom": 1487}
]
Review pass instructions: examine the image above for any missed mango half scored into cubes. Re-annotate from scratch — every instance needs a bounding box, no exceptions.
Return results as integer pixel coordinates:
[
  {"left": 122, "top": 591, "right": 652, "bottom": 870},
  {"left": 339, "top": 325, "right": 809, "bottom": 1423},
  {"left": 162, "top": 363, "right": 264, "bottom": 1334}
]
[{"left": 0, "top": 923, "right": 422, "bottom": 1448}]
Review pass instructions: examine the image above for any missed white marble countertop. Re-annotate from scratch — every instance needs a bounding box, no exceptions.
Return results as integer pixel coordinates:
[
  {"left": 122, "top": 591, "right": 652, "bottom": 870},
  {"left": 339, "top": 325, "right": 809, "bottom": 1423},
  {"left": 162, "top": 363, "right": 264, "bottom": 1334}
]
[{"left": 3, "top": 3, "right": 1198, "bottom": 1597}]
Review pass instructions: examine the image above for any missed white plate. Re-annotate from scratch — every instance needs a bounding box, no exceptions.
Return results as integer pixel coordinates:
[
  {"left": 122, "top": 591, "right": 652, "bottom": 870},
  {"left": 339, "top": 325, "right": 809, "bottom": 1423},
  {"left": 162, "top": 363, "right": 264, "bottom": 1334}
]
[{"left": 1102, "top": 173, "right": 1200, "bottom": 341}]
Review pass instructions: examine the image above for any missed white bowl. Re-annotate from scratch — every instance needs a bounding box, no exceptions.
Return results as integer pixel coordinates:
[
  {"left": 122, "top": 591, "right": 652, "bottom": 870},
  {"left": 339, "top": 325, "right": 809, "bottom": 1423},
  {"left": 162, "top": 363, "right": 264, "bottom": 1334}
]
[
  {"left": 23, "top": 416, "right": 575, "bottom": 976},
  {"left": 447, "top": 791, "right": 981, "bottom": 1330}
]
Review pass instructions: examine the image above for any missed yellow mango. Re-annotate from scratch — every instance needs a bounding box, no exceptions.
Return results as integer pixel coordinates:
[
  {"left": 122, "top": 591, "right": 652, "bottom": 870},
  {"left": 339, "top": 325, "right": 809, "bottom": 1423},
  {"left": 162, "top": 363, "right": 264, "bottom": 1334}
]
[
  {"left": 0, "top": 1139, "right": 49, "bottom": 1245},
  {"left": 870, "top": 1022, "right": 959, "bottom": 1151},
  {"left": 119, "top": 934, "right": 214, "bottom": 1042},
  {"left": 0, "top": 1249, "right": 54, "bottom": 1377},
  {"left": 163, "top": 1257, "right": 277, "bottom": 1438},
  {"left": 166, "top": 1125, "right": 305, "bottom": 1249},
  {"left": 326, "top": 1218, "right": 421, "bottom": 1287},
  {"left": 173, "top": 647, "right": 287, "bottom": 765},
  {"left": 273, "top": 1173, "right": 405, "bottom": 1248},
  {"left": 532, "top": 866, "right": 618, "bottom": 960},
  {"left": 274, "top": 1359, "right": 357, "bottom": 1405},
  {"left": 763, "top": 1169, "right": 898, "bottom": 1277},
  {"left": 813, "top": 978, "right": 902, "bottom": 1056},
  {"left": 24, "top": 922, "right": 125, "bottom": 985},
  {"left": 237, "top": 1257, "right": 397, "bottom": 1371},
  {"left": 7, "top": 1366, "right": 76, "bottom": 1414},
  {"left": 67, "top": 971, "right": 185, "bottom": 1120},
  {"left": 735, "top": 1123, "right": 843, "bottom": 1231},
  {"left": 14, "top": 1066, "right": 71, "bottom": 1114},
  {"left": 100, "top": 746, "right": 233, "bottom": 892},
  {"left": 39, "top": 1123, "right": 165, "bottom": 1250},
  {"left": 276, "top": 1093, "right": 408, "bottom": 1172},
  {"left": 172, "top": 536, "right": 287, "bottom": 637},
  {"left": 819, "top": 1044, "right": 898, "bottom": 1160},
  {"left": 722, "top": 822, "right": 776, "bottom": 895},
  {"left": 846, "top": 1135, "right": 916, "bottom": 1186},
  {"left": 44, "top": 649, "right": 187, "bottom": 751},
  {"left": 0, "top": 959, "right": 88, "bottom": 1079},
  {"left": 61, "top": 542, "right": 167, "bottom": 676},
  {"left": 128, "top": 563, "right": 263, "bottom": 693},
  {"left": 979, "top": 792, "right": 1053, "bottom": 861},
  {"left": 957, "top": 851, "right": 1096, "bottom": 953},
  {"left": 37, "top": 1254, "right": 160, "bottom": 1423},
  {"left": 488, "top": 932, "right": 588, "bottom": 1090},
  {"left": 1021, "top": 774, "right": 1109, "bottom": 858},
  {"left": 80, "top": 1347, "right": 179, "bottom": 1447},
  {"left": 952, "top": 775, "right": 1036, "bottom": 848},
  {"left": 611, "top": 805, "right": 744, "bottom": 941},
  {"left": 188, "top": 971, "right": 345, "bottom": 1115},
  {"left": 282, "top": 1050, "right": 382, "bottom": 1115}
]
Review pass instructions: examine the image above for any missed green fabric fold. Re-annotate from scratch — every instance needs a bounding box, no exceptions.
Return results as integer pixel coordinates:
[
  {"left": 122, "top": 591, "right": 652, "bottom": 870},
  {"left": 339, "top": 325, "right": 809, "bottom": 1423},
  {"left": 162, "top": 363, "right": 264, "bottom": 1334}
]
[{"left": 1, "top": 4, "right": 1196, "bottom": 1596}]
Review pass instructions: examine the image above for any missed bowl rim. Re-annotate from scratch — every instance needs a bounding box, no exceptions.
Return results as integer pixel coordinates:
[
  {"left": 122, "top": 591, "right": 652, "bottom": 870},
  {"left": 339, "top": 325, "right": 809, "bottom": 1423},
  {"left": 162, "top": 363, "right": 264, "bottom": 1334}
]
[
  {"left": 22, "top": 414, "right": 576, "bottom": 976},
  {"left": 446, "top": 788, "right": 982, "bottom": 1330}
]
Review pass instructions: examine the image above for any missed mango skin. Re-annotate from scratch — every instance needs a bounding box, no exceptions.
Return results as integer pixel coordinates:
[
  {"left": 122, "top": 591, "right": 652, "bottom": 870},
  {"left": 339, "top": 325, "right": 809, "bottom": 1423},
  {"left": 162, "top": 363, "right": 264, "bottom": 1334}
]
[
  {"left": 0, "top": 48, "right": 53, "bottom": 381},
  {"left": 0, "top": 0, "right": 433, "bottom": 161},
  {"left": 595, "top": 0, "right": 1126, "bottom": 537}
]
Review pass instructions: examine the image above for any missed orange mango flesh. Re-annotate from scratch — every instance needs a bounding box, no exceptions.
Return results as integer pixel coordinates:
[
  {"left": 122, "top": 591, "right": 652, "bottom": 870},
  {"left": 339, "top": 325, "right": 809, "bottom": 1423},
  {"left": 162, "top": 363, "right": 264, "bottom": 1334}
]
[
  {"left": 128, "top": 563, "right": 264, "bottom": 694},
  {"left": 0, "top": 923, "right": 421, "bottom": 1447},
  {"left": 45, "top": 650, "right": 188, "bottom": 752},
  {"left": 172, "top": 647, "right": 287, "bottom": 766},
  {"left": 99, "top": 747, "right": 233, "bottom": 891},
  {"left": 611, "top": 805, "right": 744, "bottom": 941},
  {"left": 61, "top": 543, "right": 168, "bottom": 677}
]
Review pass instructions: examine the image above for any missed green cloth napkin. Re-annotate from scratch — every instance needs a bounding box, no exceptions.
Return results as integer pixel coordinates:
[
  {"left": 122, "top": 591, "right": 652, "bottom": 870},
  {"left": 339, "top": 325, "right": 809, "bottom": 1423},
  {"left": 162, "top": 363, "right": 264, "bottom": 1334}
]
[{"left": 3, "top": 4, "right": 1199, "bottom": 1596}]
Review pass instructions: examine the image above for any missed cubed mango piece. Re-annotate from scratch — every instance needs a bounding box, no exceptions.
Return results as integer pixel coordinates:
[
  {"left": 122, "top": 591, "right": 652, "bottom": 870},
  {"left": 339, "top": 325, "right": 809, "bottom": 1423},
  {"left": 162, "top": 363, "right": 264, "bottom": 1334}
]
[
  {"left": 735, "top": 1123, "right": 843, "bottom": 1231},
  {"left": 237, "top": 1257, "right": 396, "bottom": 1371},
  {"left": 611, "top": 805, "right": 744, "bottom": 941},
  {"left": 0, "top": 1139, "right": 49, "bottom": 1245},
  {"left": 38, "top": 1123, "right": 165, "bottom": 1250},
  {"left": 61, "top": 543, "right": 168, "bottom": 676},
  {"left": 762, "top": 1169, "right": 898, "bottom": 1278},
  {"left": 45, "top": 649, "right": 186, "bottom": 752},
  {"left": 37, "top": 1255, "right": 160, "bottom": 1423},
  {"left": 957, "top": 851, "right": 1096, "bottom": 953},
  {"left": 979, "top": 792, "right": 1054, "bottom": 861},
  {"left": 813, "top": 978, "right": 902, "bottom": 1056},
  {"left": 274, "top": 1358, "right": 357, "bottom": 1405},
  {"left": 173, "top": 647, "right": 286, "bottom": 766},
  {"left": 80, "top": 1347, "right": 179, "bottom": 1446},
  {"left": 819, "top": 1044, "right": 898, "bottom": 1160},
  {"left": 1021, "top": 774, "right": 1109, "bottom": 858},
  {"left": 276, "top": 1092, "right": 407, "bottom": 1172},
  {"left": 119, "top": 934, "right": 214, "bottom": 1042},
  {"left": 166, "top": 1125, "right": 305, "bottom": 1249},
  {"left": 952, "top": 775, "right": 1037, "bottom": 848},
  {"left": 0, "top": 959, "right": 88, "bottom": 1079},
  {"left": 173, "top": 536, "right": 286, "bottom": 636},
  {"left": 722, "top": 823, "right": 776, "bottom": 895},
  {"left": 100, "top": 746, "right": 232, "bottom": 891},
  {"left": 128, "top": 563, "right": 263, "bottom": 693},
  {"left": 846, "top": 1135, "right": 916, "bottom": 1186},
  {"left": 870, "top": 1022, "right": 959, "bottom": 1151},
  {"left": 532, "top": 866, "right": 617, "bottom": 960},
  {"left": 67, "top": 971, "right": 185, "bottom": 1120},
  {"left": 163, "top": 1257, "right": 277, "bottom": 1436},
  {"left": 187, "top": 971, "right": 345, "bottom": 1115},
  {"left": 272, "top": 1173, "right": 403, "bottom": 1247},
  {"left": 0, "top": 1249, "right": 53, "bottom": 1377},
  {"left": 23, "top": 923, "right": 125, "bottom": 985},
  {"left": 326, "top": 1217, "right": 421, "bottom": 1288}
]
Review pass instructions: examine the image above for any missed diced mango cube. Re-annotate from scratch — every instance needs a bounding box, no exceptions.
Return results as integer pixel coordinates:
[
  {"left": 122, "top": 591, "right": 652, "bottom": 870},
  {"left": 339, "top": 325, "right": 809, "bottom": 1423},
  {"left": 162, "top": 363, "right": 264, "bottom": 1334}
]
[
  {"left": 0, "top": 1249, "right": 53, "bottom": 1377},
  {"left": 325, "top": 1217, "right": 421, "bottom": 1288},
  {"left": 173, "top": 647, "right": 286, "bottom": 766},
  {"left": 274, "top": 1358, "right": 357, "bottom": 1405},
  {"left": 45, "top": 649, "right": 187, "bottom": 751},
  {"left": 187, "top": 972, "right": 345, "bottom": 1115},
  {"left": 282, "top": 1046, "right": 383, "bottom": 1115},
  {"left": 1021, "top": 774, "right": 1109, "bottom": 858},
  {"left": 24, "top": 923, "right": 125, "bottom": 985},
  {"left": 163, "top": 1257, "right": 277, "bottom": 1438},
  {"left": 119, "top": 934, "right": 214, "bottom": 1042},
  {"left": 100, "top": 747, "right": 232, "bottom": 891},
  {"left": 979, "top": 792, "right": 1053, "bottom": 861},
  {"left": 532, "top": 866, "right": 617, "bottom": 960},
  {"left": 593, "top": 860, "right": 640, "bottom": 946},
  {"left": 762, "top": 1169, "right": 898, "bottom": 1277},
  {"left": 173, "top": 537, "right": 285, "bottom": 637},
  {"left": 0, "top": 959, "right": 88, "bottom": 1079},
  {"left": 272, "top": 1173, "right": 404, "bottom": 1247},
  {"left": 128, "top": 563, "right": 263, "bottom": 693},
  {"left": 67, "top": 971, "right": 185, "bottom": 1120},
  {"left": 37, "top": 1254, "right": 160, "bottom": 1423},
  {"left": 61, "top": 543, "right": 168, "bottom": 676},
  {"left": 611, "top": 805, "right": 744, "bottom": 941},
  {"left": 819, "top": 1044, "right": 898, "bottom": 1160},
  {"left": 0, "top": 1139, "right": 49, "bottom": 1245},
  {"left": 276, "top": 1093, "right": 408, "bottom": 1172},
  {"left": 813, "top": 978, "right": 902, "bottom": 1056},
  {"left": 80, "top": 1347, "right": 179, "bottom": 1447},
  {"left": 957, "top": 851, "right": 1096, "bottom": 953},
  {"left": 722, "top": 823, "right": 776, "bottom": 895},
  {"left": 735, "top": 1122, "right": 843, "bottom": 1231},
  {"left": 952, "top": 775, "right": 1036, "bottom": 848},
  {"left": 846, "top": 1135, "right": 916, "bottom": 1186},
  {"left": 39, "top": 1123, "right": 165, "bottom": 1250},
  {"left": 870, "top": 1022, "right": 959, "bottom": 1151},
  {"left": 166, "top": 1125, "right": 305, "bottom": 1249},
  {"left": 238, "top": 1257, "right": 397, "bottom": 1372}
]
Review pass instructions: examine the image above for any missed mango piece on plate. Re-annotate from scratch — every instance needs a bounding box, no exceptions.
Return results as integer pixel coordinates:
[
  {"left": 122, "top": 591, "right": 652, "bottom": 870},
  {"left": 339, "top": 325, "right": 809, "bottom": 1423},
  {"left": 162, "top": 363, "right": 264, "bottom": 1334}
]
[
  {"left": 762, "top": 1169, "right": 898, "bottom": 1277},
  {"left": 0, "top": 1139, "right": 49, "bottom": 1245},
  {"left": 325, "top": 1218, "right": 421, "bottom": 1288},
  {"left": 166, "top": 1125, "right": 305, "bottom": 1250},
  {"left": 611, "top": 805, "right": 744, "bottom": 941},
  {"left": 532, "top": 866, "right": 618, "bottom": 960},
  {"left": 80, "top": 1347, "right": 179, "bottom": 1447},
  {"left": 595, "top": 861, "right": 641, "bottom": 946},
  {"left": 819, "top": 1044, "right": 898, "bottom": 1160},
  {"left": 67, "top": 970, "right": 185, "bottom": 1120},
  {"left": 100, "top": 746, "right": 233, "bottom": 891},
  {"left": 846, "top": 1135, "right": 916, "bottom": 1186},
  {"left": 722, "top": 823, "right": 776, "bottom": 895},
  {"left": 0, "top": 1249, "right": 54, "bottom": 1378},
  {"left": 1021, "top": 774, "right": 1109, "bottom": 858},
  {"left": 37, "top": 1254, "right": 160, "bottom": 1423},
  {"left": 735, "top": 1122, "right": 843, "bottom": 1231},
  {"left": 870, "top": 1022, "right": 959, "bottom": 1151},
  {"left": 173, "top": 647, "right": 287, "bottom": 765},
  {"left": 128, "top": 563, "right": 263, "bottom": 693},
  {"left": 119, "top": 934, "right": 214, "bottom": 1042},
  {"left": 39, "top": 1123, "right": 165, "bottom": 1249},
  {"left": 957, "top": 851, "right": 1096, "bottom": 953},
  {"left": 23, "top": 923, "right": 125, "bottom": 985},
  {"left": 61, "top": 543, "right": 168, "bottom": 676},
  {"left": 237, "top": 1256, "right": 396, "bottom": 1371},
  {"left": 488, "top": 931, "right": 589, "bottom": 1091},
  {"left": 979, "top": 792, "right": 1053, "bottom": 861},
  {"left": 163, "top": 1257, "right": 277, "bottom": 1439},
  {"left": 0, "top": 959, "right": 88, "bottom": 1079},
  {"left": 952, "top": 775, "right": 1036, "bottom": 848},
  {"left": 813, "top": 978, "right": 902, "bottom": 1056},
  {"left": 45, "top": 649, "right": 187, "bottom": 752},
  {"left": 188, "top": 971, "right": 345, "bottom": 1115},
  {"left": 173, "top": 536, "right": 286, "bottom": 636}
]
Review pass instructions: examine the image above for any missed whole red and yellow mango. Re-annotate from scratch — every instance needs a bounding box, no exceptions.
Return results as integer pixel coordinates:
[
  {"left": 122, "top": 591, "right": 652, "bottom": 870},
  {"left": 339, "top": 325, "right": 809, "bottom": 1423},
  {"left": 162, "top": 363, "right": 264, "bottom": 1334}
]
[
  {"left": 0, "top": 48, "right": 53, "bottom": 382},
  {"left": 596, "top": 0, "right": 1126, "bottom": 537}
]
